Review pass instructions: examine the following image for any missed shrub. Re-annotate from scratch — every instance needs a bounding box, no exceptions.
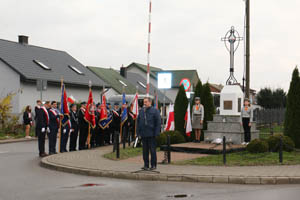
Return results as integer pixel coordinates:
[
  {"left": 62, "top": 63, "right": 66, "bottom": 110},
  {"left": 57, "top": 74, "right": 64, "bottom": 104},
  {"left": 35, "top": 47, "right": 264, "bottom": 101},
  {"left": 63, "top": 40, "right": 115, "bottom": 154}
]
[
  {"left": 267, "top": 134, "right": 295, "bottom": 152},
  {"left": 156, "top": 130, "right": 186, "bottom": 147},
  {"left": 174, "top": 85, "right": 189, "bottom": 139},
  {"left": 246, "top": 139, "right": 269, "bottom": 153}
]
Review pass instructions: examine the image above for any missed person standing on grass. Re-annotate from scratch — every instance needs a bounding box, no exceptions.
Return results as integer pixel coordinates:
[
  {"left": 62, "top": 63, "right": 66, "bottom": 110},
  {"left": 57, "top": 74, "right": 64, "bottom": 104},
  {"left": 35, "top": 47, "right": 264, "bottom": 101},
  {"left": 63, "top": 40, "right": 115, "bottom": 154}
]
[
  {"left": 192, "top": 97, "right": 204, "bottom": 143},
  {"left": 240, "top": 98, "right": 253, "bottom": 145},
  {"left": 137, "top": 97, "right": 161, "bottom": 171},
  {"left": 23, "top": 105, "right": 33, "bottom": 139}
]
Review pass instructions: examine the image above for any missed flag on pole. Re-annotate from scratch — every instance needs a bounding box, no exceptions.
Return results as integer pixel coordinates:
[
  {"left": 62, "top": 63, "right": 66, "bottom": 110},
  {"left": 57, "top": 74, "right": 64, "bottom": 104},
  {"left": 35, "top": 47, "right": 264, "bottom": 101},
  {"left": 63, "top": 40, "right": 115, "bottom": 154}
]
[
  {"left": 67, "top": 95, "right": 75, "bottom": 104},
  {"left": 60, "top": 82, "right": 70, "bottom": 127},
  {"left": 131, "top": 93, "right": 139, "bottom": 119},
  {"left": 84, "top": 88, "right": 96, "bottom": 128},
  {"left": 99, "top": 94, "right": 112, "bottom": 129},
  {"left": 121, "top": 92, "right": 127, "bottom": 125},
  {"left": 165, "top": 104, "right": 174, "bottom": 131},
  {"left": 185, "top": 103, "right": 192, "bottom": 137}
]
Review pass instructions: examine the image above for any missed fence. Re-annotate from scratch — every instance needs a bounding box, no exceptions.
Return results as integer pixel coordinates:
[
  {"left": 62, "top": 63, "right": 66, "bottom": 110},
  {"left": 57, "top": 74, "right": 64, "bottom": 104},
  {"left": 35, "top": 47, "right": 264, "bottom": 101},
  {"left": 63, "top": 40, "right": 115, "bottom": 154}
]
[{"left": 254, "top": 108, "right": 285, "bottom": 125}]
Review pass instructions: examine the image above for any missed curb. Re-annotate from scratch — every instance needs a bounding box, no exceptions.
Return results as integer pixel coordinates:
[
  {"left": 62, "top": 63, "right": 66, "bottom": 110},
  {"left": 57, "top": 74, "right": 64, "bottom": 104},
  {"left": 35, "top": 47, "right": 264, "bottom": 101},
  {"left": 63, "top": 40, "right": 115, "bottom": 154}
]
[
  {"left": 0, "top": 138, "right": 37, "bottom": 144},
  {"left": 40, "top": 158, "right": 300, "bottom": 185}
]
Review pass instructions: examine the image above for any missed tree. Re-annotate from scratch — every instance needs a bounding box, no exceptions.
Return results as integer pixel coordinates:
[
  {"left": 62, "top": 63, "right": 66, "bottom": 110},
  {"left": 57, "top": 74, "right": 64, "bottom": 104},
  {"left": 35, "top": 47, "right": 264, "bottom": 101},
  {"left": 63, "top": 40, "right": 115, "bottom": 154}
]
[
  {"left": 174, "top": 85, "right": 188, "bottom": 140},
  {"left": 284, "top": 67, "right": 300, "bottom": 148},
  {"left": 257, "top": 87, "right": 286, "bottom": 109},
  {"left": 201, "top": 83, "right": 215, "bottom": 131},
  {"left": 192, "top": 80, "right": 203, "bottom": 105}
]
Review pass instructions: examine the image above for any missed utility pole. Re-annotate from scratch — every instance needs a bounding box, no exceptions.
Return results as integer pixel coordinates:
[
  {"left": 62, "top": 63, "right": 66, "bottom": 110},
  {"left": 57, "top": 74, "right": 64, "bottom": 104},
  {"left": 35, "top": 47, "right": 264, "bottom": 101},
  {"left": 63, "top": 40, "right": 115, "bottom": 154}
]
[{"left": 245, "top": 0, "right": 250, "bottom": 98}]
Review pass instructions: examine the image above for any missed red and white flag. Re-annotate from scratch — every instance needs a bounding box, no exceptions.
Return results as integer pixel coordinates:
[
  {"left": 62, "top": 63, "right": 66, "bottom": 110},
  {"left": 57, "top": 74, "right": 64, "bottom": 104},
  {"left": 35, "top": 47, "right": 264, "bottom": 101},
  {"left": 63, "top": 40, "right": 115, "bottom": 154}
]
[
  {"left": 165, "top": 104, "right": 174, "bottom": 131},
  {"left": 67, "top": 95, "right": 75, "bottom": 104},
  {"left": 132, "top": 93, "right": 139, "bottom": 119},
  {"left": 185, "top": 103, "right": 192, "bottom": 137}
]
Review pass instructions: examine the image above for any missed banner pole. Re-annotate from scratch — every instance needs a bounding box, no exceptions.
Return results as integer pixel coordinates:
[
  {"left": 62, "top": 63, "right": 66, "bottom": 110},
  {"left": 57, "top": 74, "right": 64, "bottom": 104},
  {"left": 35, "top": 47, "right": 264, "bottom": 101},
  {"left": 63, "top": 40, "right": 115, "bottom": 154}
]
[
  {"left": 87, "top": 124, "right": 91, "bottom": 149},
  {"left": 58, "top": 78, "right": 63, "bottom": 153}
]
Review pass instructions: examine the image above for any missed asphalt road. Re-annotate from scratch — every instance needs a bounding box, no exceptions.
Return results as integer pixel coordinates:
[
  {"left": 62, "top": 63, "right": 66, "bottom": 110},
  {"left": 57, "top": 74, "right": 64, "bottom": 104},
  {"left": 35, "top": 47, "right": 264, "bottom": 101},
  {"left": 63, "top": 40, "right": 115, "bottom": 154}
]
[{"left": 0, "top": 141, "right": 299, "bottom": 200}]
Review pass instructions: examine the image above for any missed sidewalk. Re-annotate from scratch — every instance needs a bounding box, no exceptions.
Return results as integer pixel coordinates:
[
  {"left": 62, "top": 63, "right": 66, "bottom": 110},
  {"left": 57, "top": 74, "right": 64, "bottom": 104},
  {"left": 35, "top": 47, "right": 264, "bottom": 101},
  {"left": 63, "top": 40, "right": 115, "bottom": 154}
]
[{"left": 41, "top": 145, "right": 300, "bottom": 185}]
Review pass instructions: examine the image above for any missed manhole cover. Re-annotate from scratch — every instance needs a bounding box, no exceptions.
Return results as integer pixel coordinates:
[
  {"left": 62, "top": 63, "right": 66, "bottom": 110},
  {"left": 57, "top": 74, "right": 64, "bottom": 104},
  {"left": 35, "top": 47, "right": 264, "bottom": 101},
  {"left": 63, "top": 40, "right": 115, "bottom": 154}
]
[
  {"left": 166, "top": 194, "right": 193, "bottom": 198},
  {"left": 62, "top": 183, "right": 105, "bottom": 189}
]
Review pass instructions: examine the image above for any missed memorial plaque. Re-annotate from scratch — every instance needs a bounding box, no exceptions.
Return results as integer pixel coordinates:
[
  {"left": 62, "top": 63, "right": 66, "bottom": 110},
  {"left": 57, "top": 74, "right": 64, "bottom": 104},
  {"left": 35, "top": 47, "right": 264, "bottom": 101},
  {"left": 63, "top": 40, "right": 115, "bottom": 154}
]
[{"left": 224, "top": 100, "right": 232, "bottom": 110}]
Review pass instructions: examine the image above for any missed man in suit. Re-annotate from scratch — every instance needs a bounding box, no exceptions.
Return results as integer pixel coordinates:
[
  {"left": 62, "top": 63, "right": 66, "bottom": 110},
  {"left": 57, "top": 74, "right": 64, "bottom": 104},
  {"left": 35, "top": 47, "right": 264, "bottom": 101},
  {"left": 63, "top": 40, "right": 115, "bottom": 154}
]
[
  {"left": 35, "top": 100, "right": 49, "bottom": 157},
  {"left": 78, "top": 102, "right": 88, "bottom": 150},
  {"left": 69, "top": 104, "right": 79, "bottom": 151},
  {"left": 48, "top": 101, "right": 60, "bottom": 154}
]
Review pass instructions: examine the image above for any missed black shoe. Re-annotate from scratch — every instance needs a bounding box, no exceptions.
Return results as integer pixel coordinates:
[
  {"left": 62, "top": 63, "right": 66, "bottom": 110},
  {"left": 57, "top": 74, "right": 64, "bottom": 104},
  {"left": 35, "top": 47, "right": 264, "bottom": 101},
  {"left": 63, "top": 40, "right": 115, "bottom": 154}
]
[
  {"left": 150, "top": 166, "right": 157, "bottom": 171},
  {"left": 39, "top": 153, "right": 48, "bottom": 157},
  {"left": 141, "top": 167, "right": 150, "bottom": 171}
]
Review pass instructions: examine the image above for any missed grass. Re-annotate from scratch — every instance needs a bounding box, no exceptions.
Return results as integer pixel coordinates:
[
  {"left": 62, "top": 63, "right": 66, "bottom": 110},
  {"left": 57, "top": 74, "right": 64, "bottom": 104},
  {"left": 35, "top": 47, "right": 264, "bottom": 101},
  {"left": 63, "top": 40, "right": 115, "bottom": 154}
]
[
  {"left": 258, "top": 124, "right": 284, "bottom": 139},
  {"left": 0, "top": 128, "right": 35, "bottom": 140},
  {"left": 174, "top": 151, "right": 300, "bottom": 166},
  {"left": 104, "top": 147, "right": 144, "bottom": 160}
]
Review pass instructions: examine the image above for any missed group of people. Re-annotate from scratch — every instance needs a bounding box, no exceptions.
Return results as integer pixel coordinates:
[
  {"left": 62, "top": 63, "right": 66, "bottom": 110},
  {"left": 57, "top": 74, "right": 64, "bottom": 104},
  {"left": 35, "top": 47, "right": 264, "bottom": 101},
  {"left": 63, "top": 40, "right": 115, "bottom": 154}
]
[{"left": 23, "top": 99, "right": 137, "bottom": 157}]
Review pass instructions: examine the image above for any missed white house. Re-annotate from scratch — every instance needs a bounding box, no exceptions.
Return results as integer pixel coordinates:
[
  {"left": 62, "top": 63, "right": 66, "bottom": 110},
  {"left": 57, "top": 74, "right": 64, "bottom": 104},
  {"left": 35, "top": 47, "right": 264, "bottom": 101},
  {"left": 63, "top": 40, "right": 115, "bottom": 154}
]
[{"left": 0, "top": 35, "right": 108, "bottom": 116}]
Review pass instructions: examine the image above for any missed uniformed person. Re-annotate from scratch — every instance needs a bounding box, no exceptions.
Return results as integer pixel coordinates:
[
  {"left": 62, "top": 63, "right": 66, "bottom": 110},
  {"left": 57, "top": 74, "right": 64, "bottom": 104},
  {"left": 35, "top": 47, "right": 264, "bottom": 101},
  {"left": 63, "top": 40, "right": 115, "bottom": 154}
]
[
  {"left": 48, "top": 101, "right": 60, "bottom": 154},
  {"left": 78, "top": 102, "right": 88, "bottom": 150},
  {"left": 69, "top": 104, "right": 79, "bottom": 151},
  {"left": 35, "top": 100, "right": 49, "bottom": 157}
]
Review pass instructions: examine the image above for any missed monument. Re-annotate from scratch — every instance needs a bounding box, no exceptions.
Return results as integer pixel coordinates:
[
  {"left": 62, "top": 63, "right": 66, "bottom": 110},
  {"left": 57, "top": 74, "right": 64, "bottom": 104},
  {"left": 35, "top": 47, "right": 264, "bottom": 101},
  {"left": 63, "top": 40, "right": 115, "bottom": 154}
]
[{"left": 204, "top": 26, "right": 259, "bottom": 144}]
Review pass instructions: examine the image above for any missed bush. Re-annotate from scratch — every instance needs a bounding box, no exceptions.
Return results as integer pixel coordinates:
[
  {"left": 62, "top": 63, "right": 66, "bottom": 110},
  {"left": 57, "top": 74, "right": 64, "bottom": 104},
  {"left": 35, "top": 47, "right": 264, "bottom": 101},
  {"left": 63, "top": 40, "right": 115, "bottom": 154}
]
[
  {"left": 156, "top": 131, "right": 186, "bottom": 147},
  {"left": 267, "top": 134, "right": 295, "bottom": 152},
  {"left": 246, "top": 139, "right": 269, "bottom": 153}
]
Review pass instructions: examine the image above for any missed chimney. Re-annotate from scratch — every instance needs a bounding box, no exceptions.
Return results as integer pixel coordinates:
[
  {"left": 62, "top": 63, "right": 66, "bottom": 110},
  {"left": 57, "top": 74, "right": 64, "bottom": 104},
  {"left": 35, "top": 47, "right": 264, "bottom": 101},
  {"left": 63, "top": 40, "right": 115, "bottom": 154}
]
[
  {"left": 18, "top": 35, "right": 29, "bottom": 45},
  {"left": 120, "top": 65, "right": 127, "bottom": 78}
]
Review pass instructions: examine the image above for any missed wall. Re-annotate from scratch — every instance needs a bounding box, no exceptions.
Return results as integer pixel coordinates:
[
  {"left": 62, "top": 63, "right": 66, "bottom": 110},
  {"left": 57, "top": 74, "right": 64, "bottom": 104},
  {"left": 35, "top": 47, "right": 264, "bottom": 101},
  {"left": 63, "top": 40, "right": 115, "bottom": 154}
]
[
  {"left": 0, "top": 60, "right": 20, "bottom": 114},
  {"left": 19, "top": 82, "right": 102, "bottom": 114}
]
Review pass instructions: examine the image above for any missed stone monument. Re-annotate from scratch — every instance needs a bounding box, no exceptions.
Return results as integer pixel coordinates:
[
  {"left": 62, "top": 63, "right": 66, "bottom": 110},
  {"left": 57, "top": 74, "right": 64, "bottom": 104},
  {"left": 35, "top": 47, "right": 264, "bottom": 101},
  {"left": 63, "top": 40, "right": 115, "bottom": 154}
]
[{"left": 204, "top": 26, "right": 259, "bottom": 144}]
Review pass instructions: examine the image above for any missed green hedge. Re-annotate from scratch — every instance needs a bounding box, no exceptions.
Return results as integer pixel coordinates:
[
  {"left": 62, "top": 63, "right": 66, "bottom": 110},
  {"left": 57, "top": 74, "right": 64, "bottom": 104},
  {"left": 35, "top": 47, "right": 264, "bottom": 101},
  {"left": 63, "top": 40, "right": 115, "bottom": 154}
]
[
  {"left": 246, "top": 139, "right": 269, "bottom": 153},
  {"left": 267, "top": 134, "right": 295, "bottom": 152},
  {"left": 156, "top": 131, "right": 186, "bottom": 147}
]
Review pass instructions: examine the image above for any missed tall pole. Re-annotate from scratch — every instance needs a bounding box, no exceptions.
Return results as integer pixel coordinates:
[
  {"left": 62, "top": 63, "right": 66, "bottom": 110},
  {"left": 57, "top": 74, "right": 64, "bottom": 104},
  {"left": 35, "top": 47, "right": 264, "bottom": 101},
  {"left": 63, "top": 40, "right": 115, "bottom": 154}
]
[
  {"left": 146, "top": 0, "right": 152, "bottom": 96},
  {"left": 245, "top": 0, "right": 250, "bottom": 98}
]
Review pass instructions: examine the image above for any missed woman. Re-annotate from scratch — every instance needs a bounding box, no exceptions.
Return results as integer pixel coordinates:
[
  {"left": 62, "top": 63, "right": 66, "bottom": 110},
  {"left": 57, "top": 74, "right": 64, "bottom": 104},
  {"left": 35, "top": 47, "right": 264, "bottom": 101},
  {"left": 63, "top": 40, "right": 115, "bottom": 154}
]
[
  {"left": 192, "top": 97, "right": 204, "bottom": 143},
  {"left": 23, "top": 105, "right": 33, "bottom": 139},
  {"left": 240, "top": 98, "right": 253, "bottom": 145}
]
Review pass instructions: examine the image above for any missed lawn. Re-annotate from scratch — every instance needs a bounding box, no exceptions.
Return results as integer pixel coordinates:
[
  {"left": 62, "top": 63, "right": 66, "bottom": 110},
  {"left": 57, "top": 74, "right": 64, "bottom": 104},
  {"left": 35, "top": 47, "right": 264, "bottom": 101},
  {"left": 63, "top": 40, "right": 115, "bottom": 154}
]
[
  {"left": 0, "top": 128, "right": 35, "bottom": 140},
  {"left": 174, "top": 151, "right": 300, "bottom": 166},
  {"left": 104, "top": 147, "right": 144, "bottom": 160}
]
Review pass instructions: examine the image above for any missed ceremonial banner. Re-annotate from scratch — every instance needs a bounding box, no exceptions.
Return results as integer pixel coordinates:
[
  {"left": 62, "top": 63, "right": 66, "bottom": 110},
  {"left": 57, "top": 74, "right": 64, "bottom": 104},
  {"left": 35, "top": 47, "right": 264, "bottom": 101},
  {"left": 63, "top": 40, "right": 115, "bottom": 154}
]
[
  {"left": 60, "top": 83, "right": 70, "bottom": 127},
  {"left": 121, "top": 92, "right": 127, "bottom": 126},
  {"left": 132, "top": 93, "right": 139, "bottom": 119},
  {"left": 99, "top": 94, "right": 112, "bottom": 129},
  {"left": 84, "top": 89, "right": 96, "bottom": 128}
]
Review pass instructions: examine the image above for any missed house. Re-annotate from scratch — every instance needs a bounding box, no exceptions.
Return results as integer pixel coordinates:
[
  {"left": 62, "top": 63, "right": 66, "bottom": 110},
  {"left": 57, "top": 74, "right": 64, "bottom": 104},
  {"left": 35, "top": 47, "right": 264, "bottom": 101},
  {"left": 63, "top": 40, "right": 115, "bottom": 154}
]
[
  {"left": 0, "top": 35, "right": 107, "bottom": 115},
  {"left": 87, "top": 66, "right": 172, "bottom": 104},
  {"left": 124, "top": 62, "right": 200, "bottom": 102}
]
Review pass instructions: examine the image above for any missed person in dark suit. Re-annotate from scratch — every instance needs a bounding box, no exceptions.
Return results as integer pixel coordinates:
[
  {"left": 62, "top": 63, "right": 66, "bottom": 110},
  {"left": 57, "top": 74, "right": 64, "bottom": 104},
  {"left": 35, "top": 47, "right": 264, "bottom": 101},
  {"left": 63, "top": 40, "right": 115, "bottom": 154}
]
[
  {"left": 35, "top": 100, "right": 50, "bottom": 157},
  {"left": 78, "top": 102, "right": 88, "bottom": 150},
  {"left": 137, "top": 97, "right": 161, "bottom": 170},
  {"left": 69, "top": 104, "right": 79, "bottom": 151},
  {"left": 48, "top": 101, "right": 60, "bottom": 155}
]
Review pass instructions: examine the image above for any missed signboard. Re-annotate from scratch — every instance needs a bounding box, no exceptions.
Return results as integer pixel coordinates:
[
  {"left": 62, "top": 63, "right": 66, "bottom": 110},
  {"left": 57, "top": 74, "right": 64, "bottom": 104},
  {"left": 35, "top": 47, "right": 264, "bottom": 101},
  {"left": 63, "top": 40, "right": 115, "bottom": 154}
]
[
  {"left": 223, "top": 100, "right": 233, "bottom": 110},
  {"left": 157, "top": 73, "right": 172, "bottom": 89},
  {"left": 179, "top": 78, "right": 191, "bottom": 92}
]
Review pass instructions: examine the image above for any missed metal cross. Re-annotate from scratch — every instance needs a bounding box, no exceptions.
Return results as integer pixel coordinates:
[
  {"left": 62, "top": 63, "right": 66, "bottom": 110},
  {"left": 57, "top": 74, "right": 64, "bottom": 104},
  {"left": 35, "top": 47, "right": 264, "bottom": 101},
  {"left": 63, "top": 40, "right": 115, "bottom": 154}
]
[{"left": 221, "top": 26, "right": 243, "bottom": 85}]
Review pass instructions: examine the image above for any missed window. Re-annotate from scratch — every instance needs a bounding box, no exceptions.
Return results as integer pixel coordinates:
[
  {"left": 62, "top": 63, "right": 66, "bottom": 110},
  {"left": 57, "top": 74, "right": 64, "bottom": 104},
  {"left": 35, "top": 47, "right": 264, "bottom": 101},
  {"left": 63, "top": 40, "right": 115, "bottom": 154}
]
[
  {"left": 68, "top": 65, "right": 84, "bottom": 75},
  {"left": 118, "top": 80, "right": 127, "bottom": 87},
  {"left": 33, "top": 60, "right": 51, "bottom": 70},
  {"left": 137, "top": 81, "right": 146, "bottom": 89}
]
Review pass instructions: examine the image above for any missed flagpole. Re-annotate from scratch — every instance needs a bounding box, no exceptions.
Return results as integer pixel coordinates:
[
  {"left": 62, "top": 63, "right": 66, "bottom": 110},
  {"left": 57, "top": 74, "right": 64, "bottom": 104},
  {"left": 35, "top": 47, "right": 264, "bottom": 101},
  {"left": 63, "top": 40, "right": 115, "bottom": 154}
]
[
  {"left": 58, "top": 78, "right": 63, "bottom": 153},
  {"left": 87, "top": 81, "right": 92, "bottom": 149},
  {"left": 134, "top": 86, "right": 138, "bottom": 138}
]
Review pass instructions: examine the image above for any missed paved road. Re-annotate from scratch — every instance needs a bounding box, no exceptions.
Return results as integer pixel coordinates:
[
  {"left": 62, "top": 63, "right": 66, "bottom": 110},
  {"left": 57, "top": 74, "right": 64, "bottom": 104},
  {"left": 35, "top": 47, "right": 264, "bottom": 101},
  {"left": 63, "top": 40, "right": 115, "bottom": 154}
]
[{"left": 0, "top": 141, "right": 300, "bottom": 200}]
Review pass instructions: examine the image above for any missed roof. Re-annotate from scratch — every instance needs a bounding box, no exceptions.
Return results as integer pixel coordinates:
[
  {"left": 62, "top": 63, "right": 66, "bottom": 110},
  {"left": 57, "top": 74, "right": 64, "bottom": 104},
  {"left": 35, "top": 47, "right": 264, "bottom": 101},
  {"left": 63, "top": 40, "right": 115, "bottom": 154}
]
[
  {"left": 163, "top": 70, "right": 200, "bottom": 88},
  {"left": 87, "top": 66, "right": 137, "bottom": 94},
  {"left": 126, "top": 62, "right": 163, "bottom": 78},
  {"left": 126, "top": 72, "right": 172, "bottom": 104},
  {"left": 0, "top": 38, "right": 105, "bottom": 87}
]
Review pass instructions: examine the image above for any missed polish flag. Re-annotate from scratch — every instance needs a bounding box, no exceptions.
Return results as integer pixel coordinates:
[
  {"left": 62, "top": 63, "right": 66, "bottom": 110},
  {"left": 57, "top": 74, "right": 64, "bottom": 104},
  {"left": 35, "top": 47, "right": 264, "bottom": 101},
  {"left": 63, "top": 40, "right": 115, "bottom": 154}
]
[
  {"left": 132, "top": 93, "right": 139, "bottom": 119},
  {"left": 165, "top": 104, "right": 174, "bottom": 131},
  {"left": 185, "top": 103, "right": 192, "bottom": 137},
  {"left": 67, "top": 95, "right": 75, "bottom": 104}
]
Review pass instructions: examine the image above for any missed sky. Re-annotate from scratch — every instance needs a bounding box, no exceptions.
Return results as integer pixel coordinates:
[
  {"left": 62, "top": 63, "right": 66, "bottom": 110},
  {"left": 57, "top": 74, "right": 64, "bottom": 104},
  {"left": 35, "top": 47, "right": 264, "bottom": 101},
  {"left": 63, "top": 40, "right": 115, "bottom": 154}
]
[{"left": 1, "top": 0, "right": 300, "bottom": 92}]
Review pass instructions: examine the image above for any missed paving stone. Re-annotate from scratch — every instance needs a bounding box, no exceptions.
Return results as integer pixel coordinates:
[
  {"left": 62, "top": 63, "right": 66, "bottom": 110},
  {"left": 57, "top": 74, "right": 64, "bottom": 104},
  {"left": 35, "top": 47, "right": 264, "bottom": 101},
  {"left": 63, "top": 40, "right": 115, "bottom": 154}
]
[
  {"left": 261, "top": 177, "right": 276, "bottom": 185},
  {"left": 229, "top": 176, "right": 245, "bottom": 184},
  {"left": 276, "top": 177, "right": 290, "bottom": 184},
  {"left": 167, "top": 175, "right": 182, "bottom": 182},
  {"left": 245, "top": 177, "right": 261, "bottom": 184},
  {"left": 213, "top": 176, "right": 229, "bottom": 183},
  {"left": 138, "top": 173, "right": 154, "bottom": 181},
  {"left": 182, "top": 175, "right": 198, "bottom": 182},
  {"left": 197, "top": 176, "right": 213, "bottom": 183},
  {"left": 290, "top": 177, "right": 300, "bottom": 184}
]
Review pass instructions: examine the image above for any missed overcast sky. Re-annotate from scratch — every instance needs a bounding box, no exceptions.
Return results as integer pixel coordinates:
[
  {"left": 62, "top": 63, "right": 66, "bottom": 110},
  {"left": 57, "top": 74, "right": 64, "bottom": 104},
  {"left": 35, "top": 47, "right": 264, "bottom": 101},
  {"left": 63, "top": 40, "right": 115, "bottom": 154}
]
[{"left": 1, "top": 0, "right": 299, "bottom": 91}]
